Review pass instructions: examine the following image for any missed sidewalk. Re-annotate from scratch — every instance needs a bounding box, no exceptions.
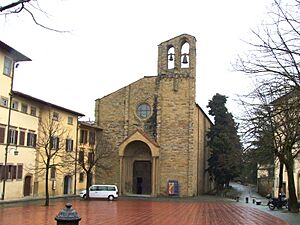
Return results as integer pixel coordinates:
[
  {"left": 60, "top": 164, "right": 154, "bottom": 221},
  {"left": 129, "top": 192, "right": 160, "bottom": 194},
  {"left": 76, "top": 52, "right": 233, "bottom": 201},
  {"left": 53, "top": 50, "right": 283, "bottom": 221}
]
[
  {"left": 230, "top": 182, "right": 300, "bottom": 225},
  {"left": 0, "top": 195, "right": 78, "bottom": 208}
]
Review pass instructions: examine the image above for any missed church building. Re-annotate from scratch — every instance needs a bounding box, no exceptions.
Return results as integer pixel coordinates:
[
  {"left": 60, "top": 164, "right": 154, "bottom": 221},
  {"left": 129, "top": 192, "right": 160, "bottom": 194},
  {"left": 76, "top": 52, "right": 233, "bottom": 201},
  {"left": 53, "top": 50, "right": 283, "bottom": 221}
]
[{"left": 95, "top": 34, "right": 213, "bottom": 197}]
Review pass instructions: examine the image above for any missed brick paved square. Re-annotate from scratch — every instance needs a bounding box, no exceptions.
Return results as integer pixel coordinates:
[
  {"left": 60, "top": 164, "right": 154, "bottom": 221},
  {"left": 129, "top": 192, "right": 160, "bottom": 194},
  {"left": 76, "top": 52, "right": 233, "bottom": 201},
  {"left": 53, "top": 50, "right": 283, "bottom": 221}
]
[{"left": 0, "top": 199, "right": 291, "bottom": 225}]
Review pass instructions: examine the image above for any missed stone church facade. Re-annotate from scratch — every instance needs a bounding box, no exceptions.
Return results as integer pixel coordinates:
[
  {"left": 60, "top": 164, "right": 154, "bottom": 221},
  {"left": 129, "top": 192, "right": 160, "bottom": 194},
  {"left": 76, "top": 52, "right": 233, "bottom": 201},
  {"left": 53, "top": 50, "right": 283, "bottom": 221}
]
[{"left": 95, "top": 34, "right": 213, "bottom": 197}]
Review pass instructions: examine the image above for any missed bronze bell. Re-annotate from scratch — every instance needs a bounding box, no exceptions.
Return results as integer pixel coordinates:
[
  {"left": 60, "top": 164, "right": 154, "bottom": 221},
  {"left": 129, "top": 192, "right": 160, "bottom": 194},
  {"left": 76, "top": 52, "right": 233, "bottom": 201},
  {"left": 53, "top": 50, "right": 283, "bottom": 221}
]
[
  {"left": 182, "top": 53, "right": 188, "bottom": 64},
  {"left": 168, "top": 53, "right": 173, "bottom": 61}
]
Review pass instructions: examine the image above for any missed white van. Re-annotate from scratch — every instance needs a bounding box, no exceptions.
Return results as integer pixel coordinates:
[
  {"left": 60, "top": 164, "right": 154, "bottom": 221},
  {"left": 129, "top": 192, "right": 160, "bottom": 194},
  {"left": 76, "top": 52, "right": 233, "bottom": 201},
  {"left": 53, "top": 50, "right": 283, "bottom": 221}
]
[{"left": 79, "top": 185, "right": 118, "bottom": 200}]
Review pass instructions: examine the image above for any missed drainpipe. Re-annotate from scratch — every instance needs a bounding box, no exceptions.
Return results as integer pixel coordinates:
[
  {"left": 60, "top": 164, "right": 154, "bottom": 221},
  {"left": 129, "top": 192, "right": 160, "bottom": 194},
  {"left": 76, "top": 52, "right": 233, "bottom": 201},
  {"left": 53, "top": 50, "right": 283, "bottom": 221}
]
[
  {"left": 74, "top": 116, "right": 83, "bottom": 195},
  {"left": 74, "top": 117, "right": 79, "bottom": 195}
]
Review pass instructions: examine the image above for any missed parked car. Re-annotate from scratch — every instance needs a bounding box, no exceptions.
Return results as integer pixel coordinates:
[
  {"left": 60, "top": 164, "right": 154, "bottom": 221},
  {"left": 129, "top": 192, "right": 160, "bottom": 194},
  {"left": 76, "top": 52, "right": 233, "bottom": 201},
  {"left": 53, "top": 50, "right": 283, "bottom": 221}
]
[{"left": 79, "top": 185, "right": 118, "bottom": 200}]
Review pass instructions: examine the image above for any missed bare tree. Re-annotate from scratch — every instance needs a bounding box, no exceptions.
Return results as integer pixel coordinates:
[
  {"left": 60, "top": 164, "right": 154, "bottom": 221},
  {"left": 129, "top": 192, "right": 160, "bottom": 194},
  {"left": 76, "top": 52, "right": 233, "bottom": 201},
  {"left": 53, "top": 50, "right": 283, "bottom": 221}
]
[
  {"left": 240, "top": 85, "right": 300, "bottom": 212},
  {"left": 0, "top": 0, "right": 67, "bottom": 32},
  {"left": 35, "top": 112, "right": 71, "bottom": 206},
  {"left": 77, "top": 132, "right": 112, "bottom": 200},
  {"left": 235, "top": 0, "right": 300, "bottom": 92},
  {"left": 235, "top": 0, "right": 300, "bottom": 212}
]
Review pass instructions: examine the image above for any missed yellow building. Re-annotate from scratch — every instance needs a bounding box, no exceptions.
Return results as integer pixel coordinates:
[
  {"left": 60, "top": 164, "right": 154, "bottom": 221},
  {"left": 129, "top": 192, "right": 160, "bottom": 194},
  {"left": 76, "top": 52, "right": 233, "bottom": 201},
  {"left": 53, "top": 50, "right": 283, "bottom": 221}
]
[
  {"left": 11, "top": 92, "right": 84, "bottom": 198},
  {"left": 274, "top": 156, "right": 300, "bottom": 198},
  {"left": 272, "top": 90, "right": 300, "bottom": 199},
  {"left": 76, "top": 121, "right": 102, "bottom": 192},
  {"left": 0, "top": 41, "right": 31, "bottom": 200},
  {"left": 0, "top": 40, "right": 85, "bottom": 200},
  {"left": 95, "top": 34, "right": 213, "bottom": 197}
]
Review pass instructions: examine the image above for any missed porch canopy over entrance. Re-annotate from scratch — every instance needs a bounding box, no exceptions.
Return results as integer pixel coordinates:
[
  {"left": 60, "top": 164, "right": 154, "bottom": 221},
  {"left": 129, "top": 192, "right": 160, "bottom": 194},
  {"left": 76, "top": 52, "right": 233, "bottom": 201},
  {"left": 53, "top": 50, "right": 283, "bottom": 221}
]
[{"left": 119, "top": 130, "right": 159, "bottom": 196}]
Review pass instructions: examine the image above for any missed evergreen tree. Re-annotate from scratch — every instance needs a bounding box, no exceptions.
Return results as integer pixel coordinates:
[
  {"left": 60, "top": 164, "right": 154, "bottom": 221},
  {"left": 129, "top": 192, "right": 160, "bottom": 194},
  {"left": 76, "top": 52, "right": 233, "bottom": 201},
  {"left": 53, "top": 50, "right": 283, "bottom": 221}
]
[
  {"left": 241, "top": 113, "right": 276, "bottom": 186},
  {"left": 207, "top": 93, "right": 242, "bottom": 191}
]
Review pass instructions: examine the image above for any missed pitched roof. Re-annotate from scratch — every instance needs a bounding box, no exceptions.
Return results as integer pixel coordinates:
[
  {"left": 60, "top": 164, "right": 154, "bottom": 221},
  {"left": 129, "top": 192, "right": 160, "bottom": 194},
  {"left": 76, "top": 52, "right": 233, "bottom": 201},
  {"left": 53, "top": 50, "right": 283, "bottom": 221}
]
[
  {"left": 12, "top": 90, "right": 85, "bottom": 116},
  {"left": 195, "top": 103, "right": 213, "bottom": 125},
  {"left": 79, "top": 121, "right": 102, "bottom": 130},
  {"left": 96, "top": 76, "right": 156, "bottom": 101},
  {"left": 123, "top": 129, "right": 160, "bottom": 148},
  {"left": 271, "top": 88, "right": 300, "bottom": 104},
  {"left": 0, "top": 40, "right": 31, "bottom": 62},
  {"left": 158, "top": 33, "right": 197, "bottom": 46}
]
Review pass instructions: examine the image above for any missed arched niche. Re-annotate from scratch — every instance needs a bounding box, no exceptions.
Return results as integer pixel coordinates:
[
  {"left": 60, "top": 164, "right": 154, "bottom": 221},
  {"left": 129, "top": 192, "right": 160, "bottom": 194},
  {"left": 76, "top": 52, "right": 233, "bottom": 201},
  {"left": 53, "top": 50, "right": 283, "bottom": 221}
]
[
  {"left": 167, "top": 45, "right": 175, "bottom": 69},
  {"left": 181, "top": 41, "right": 190, "bottom": 68}
]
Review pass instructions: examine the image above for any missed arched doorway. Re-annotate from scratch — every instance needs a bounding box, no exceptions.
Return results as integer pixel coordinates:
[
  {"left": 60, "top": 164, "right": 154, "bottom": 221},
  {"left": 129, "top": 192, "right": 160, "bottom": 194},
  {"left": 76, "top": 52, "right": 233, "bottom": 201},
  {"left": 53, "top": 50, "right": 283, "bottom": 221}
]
[
  {"left": 63, "top": 175, "right": 72, "bottom": 195},
  {"left": 123, "top": 141, "right": 152, "bottom": 195},
  {"left": 119, "top": 130, "right": 160, "bottom": 196},
  {"left": 23, "top": 175, "right": 32, "bottom": 196}
]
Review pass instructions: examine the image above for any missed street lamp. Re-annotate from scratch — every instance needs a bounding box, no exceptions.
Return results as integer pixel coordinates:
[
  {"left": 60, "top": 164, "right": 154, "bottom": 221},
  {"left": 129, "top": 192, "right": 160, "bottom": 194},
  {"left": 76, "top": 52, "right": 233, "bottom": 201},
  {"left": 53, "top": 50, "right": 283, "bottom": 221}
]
[{"left": 1, "top": 62, "right": 18, "bottom": 200}]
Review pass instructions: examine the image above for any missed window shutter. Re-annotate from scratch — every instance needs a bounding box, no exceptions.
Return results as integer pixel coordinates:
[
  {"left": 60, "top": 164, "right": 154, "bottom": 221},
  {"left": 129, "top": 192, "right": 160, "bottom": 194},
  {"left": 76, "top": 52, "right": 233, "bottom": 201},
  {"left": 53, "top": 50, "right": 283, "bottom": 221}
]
[
  {"left": 80, "top": 130, "right": 83, "bottom": 144},
  {"left": 33, "top": 134, "right": 37, "bottom": 147},
  {"left": 56, "top": 138, "right": 59, "bottom": 149},
  {"left": 12, "top": 166, "right": 17, "bottom": 179},
  {"left": 88, "top": 152, "right": 94, "bottom": 164},
  {"left": 51, "top": 167, "right": 56, "bottom": 179},
  {"left": 89, "top": 131, "right": 95, "bottom": 145},
  {"left": 0, "top": 165, "right": 4, "bottom": 180},
  {"left": 20, "top": 131, "right": 25, "bottom": 145},
  {"left": 14, "top": 131, "right": 18, "bottom": 145},
  {"left": 79, "top": 172, "right": 84, "bottom": 182},
  {"left": 8, "top": 129, "right": 12, "bottom": 144},
  {"left": 78, "top": 151, "right": 84, "bottom": 164},
  {"left": 50, "top": 137, "right": 53, "bottom": 149},
  {"left": 5, "top": 165, "right": 9, "bottom": 179},
  {"left": 84, "top": 131, "right": 87, "bottom": 144},
  {"left": 3, "top": 56, "right": 12, "bottom": 76},
  {"left": 0, "top": 127, "right": 5, "bottom": 143},
  {"left": 17, "top": 164, "right": 23, "bottom": 179},
  {"left": 65, "top": 139, "right": 68, "bottom": 151},
  {"left": 27, "top": 133, "right": 30, "bottom": 146}
]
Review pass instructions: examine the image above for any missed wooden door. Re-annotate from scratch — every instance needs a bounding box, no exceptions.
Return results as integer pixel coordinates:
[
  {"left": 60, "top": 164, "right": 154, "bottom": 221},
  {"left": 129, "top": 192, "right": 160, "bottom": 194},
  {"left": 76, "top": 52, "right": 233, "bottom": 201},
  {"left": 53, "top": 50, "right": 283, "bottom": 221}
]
[{"left": 24, "top": 176, "right": 32, "bottom": 196}]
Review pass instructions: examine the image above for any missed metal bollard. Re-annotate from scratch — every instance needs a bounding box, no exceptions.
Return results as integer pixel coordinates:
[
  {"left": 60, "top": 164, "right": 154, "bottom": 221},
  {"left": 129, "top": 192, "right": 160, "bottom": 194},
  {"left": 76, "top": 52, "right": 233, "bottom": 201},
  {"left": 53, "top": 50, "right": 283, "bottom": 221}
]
[
  {"left": 245, "top": 197, "right": 249, "bottom": 203},
  {"left": 55, "top": 203, "right": 81, "bottom": 225},
  {"left": 252, "top": 198, "right": 256, "bottom": 204},
  {"left": 236, "top": 196, "right": 239, "bottom": 202}
]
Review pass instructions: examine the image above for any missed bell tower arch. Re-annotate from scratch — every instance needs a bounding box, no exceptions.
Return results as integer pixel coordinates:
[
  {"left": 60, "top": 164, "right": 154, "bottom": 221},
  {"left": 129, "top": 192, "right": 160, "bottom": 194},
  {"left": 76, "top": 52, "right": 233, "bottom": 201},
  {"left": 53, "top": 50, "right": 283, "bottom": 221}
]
[{"left": 157, "top": 34, "right": 196, "bottom": 78}]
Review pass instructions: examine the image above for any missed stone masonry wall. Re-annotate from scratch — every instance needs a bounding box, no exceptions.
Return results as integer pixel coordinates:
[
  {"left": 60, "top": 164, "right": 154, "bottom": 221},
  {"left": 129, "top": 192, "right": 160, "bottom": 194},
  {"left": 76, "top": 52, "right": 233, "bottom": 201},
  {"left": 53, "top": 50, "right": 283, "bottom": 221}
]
[
  {"left": 125, "top": 77, "right": 157, "bottom": 138},
  {"left": 156, "top": 76, "right": 195, "bottom": 196},
  {"left": 95, "top": 77, "right": 157, "bottom": 186},
  {"left": 95, "top": 88, "right": 126, "bottom": 186}
]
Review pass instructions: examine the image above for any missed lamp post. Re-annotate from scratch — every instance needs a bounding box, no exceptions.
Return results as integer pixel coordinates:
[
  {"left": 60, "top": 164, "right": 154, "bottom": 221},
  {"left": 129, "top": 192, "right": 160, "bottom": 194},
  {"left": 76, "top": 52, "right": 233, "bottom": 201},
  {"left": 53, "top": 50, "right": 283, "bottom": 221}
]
[{"left": 1, "top": 62, "right": 18, "bottom": 200}]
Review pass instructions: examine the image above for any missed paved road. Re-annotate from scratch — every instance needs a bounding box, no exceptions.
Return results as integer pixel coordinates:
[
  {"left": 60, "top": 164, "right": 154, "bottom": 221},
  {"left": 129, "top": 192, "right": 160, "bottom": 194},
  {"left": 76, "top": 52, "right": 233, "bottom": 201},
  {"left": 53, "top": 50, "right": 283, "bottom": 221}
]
[{"left": 230, "top": 182, "right": 300, "bottom": 225}]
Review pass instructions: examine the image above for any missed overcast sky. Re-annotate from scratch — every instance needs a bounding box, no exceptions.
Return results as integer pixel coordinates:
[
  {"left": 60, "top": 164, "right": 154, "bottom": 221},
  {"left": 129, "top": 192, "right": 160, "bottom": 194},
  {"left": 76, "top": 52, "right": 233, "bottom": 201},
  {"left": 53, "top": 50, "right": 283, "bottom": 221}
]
[{"left": 0, "top": 0, "right": 273, "bottom": 120}]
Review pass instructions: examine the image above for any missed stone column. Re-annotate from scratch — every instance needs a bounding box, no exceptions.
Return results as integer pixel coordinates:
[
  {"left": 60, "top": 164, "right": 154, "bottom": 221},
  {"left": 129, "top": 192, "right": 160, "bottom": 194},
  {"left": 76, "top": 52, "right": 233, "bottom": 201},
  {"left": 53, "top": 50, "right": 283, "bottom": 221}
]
[
  {"left": 119, "top": 156, "right": 124, "bottom": 195},
  {"left": 152, "top": 156, "right": 158, "bottom": 196}
]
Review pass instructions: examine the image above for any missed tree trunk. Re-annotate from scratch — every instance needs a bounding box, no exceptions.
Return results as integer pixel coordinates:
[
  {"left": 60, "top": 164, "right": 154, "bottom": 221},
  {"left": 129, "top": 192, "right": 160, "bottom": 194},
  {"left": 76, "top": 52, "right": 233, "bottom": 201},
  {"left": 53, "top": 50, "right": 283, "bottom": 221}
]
[
  {"left": 278, "top": 161, "right": 284, "bottom": 196},
  {"left": 45, "top": 163, "right": 50, "bottom": 206},
  {"left": 285, "top": 161, "right": 299, "bottom": 213},
  {"left": 85, "top": 172, "right": 92, "bottom": 199}
]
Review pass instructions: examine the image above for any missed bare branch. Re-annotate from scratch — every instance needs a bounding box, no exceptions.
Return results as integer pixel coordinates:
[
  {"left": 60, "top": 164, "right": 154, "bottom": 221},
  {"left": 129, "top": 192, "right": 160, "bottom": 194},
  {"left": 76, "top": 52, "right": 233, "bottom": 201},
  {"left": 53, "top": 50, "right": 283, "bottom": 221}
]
[
  {"left": 0, "top": 0, "right": 30, "bottom": 12},
  {"left": 23, "top": 7, "right": 69, "bottom": 33},
  {"left": 1, "top": 0, "right": 69, "bottom": 32}
]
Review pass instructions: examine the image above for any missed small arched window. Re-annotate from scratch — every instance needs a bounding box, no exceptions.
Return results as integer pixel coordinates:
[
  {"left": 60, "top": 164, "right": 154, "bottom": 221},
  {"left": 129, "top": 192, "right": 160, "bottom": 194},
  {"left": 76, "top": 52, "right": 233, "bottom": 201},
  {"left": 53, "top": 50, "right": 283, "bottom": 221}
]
[
  {"left": 137, "top": 103, "right": 151, "bottom": 119},
  {"left": 167, "top": 46, "right": 175, "bottom": 69},
  {"left": 181, "top": 42, "right": 190, "bottom": 68}
]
